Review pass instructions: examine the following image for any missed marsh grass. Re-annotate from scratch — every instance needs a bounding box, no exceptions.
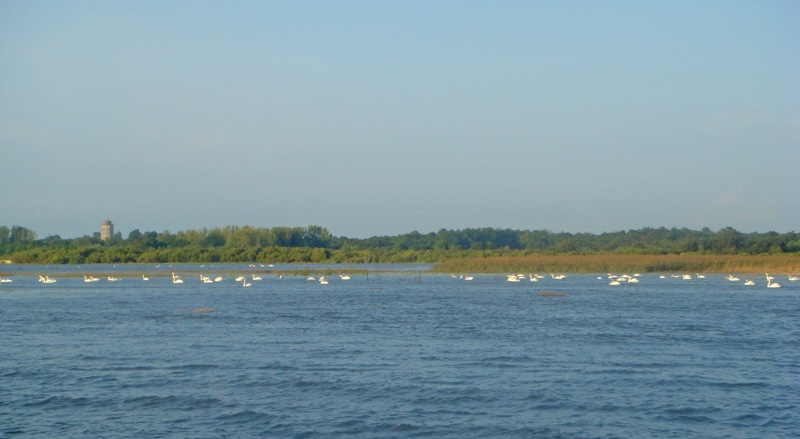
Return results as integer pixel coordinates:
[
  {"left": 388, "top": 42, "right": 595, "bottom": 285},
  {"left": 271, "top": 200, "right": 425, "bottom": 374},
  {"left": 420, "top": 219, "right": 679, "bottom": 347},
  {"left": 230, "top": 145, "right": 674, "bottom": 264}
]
[{"left": 432, "top": 254, "right": 800, "bottom": 274}]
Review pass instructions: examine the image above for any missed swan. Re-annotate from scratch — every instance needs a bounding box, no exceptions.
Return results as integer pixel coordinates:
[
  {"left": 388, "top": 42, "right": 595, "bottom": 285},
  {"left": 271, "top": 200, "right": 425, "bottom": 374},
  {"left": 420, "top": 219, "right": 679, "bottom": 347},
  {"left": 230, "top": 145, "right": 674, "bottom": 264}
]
[
  {"left": 214, "top": 276, "right": 223, "bottom": 282},
  {"left": 172, "top": 277, "right": 183, "bottom": 284},
  {"left": 0, "top": 278, "right": 11, "bottom": 283},
  {"left": 609, "top": 280, "right": 621, "bottom": 286},
  {"left": 319, "top": 276, "right": 328, "bottom": 285},
  {"left": 107, "top": 277, "right": 119, "bottom": 282},
  {"left": 551, "top": 274, "right": 566, "bottom": 280},
  {"left": 252, "top": 274, "right": 262, "bottom": 281},
  {"left": 235, "top": 276, "right": 245, "bottom": 282},
  {"left": 765, "top": 273, "right": 774, "bottom": 280},
  {"left": 339, "top": 274, "right": 351, "bottom": 280},
  {"left": 243, "top": 278, "right": 251, "bottom": 287},
  {"left": 682, "top": 274, "right": 692, "bottom": 280},
  {"left": 725, "top": 275, "right": 740, "bottom": 282},
  {"left": 766, "top": 274, "right": 781, "bottom": 288},
  {"left": 787, "top": 274, "right": 799, "bottom": 281},
  {"left": 142, "top": 275, "right": 149, "bottom": 281},
  {"left": 529, "top": 275, "right": 538, "bottom": 282},
  {"left": 696, "top": 273, "right": 705, "bottom": 279},
  {"left": 744, "top": 279, "right": 755, "bottom": 286},
  {"left": 306, "top": 276, "right": 316, "bottom": 281}
]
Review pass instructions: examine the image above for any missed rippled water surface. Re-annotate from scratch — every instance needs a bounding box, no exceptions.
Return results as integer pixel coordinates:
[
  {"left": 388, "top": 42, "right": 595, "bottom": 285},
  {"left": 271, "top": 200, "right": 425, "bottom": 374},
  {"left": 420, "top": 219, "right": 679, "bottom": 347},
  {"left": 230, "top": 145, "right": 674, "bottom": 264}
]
[{"left": 2, "top": 265, "right": 798, "bottom": 438}]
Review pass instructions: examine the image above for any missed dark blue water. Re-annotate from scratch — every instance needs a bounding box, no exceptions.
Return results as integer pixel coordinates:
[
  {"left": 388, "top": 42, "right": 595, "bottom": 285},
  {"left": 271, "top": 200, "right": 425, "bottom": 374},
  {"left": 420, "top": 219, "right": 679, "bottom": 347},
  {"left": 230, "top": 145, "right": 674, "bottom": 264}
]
[{"left": 1, "top": 266, "right": 798, "bottom": 438}]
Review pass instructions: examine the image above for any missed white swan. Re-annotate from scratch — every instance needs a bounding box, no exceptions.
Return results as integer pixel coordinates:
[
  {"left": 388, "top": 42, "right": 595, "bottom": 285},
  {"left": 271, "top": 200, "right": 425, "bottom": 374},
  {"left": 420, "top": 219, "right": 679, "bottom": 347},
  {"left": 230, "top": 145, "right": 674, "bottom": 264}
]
[
  {"left": 339, "top": 274, "right": 351, "bottom": 280},
  {"left": 725, "top": 274, "right": 740, "bottom": 282},
  {"left": 38, "top": 275, "right": 56, "bottom": 283},
  {"left": 464, "top": 276, "right": 474, "bottom": 281},
  {"left": 744, "top": 279, "right": 755, "bottom": 286},
  {"left": 142, "top": 275, "right": 149, "bottom": 281},
  {"left": 788, "top": 274, "right": 799, "bottom": 281},
  {"left": 107, "top": 277, "right": 119, "bottom": 282},
  {"left": 214, "top": 276, "right": 223, "bottom": 282},
  {"left": 252, "top": 274, "right": 262, "bottom": 281},
  {"left": 243, "top": 278, "right": 251, "bottom": 287},
  {"left": 766, "top": 274, "right": 781, "bottom": 288},
  {"left": 171, "top": 272, "right": 183, "bottom": 283},
  {"left": 319, "top": 276, "right": 328, "bottom": 285}
]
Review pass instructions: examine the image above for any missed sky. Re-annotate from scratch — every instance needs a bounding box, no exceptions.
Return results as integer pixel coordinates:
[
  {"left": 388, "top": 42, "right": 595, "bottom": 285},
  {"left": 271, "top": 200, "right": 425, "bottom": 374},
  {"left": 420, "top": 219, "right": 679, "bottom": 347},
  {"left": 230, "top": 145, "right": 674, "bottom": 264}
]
[{"left": 1, "top": 0, "right": 798, "bottom": 239}]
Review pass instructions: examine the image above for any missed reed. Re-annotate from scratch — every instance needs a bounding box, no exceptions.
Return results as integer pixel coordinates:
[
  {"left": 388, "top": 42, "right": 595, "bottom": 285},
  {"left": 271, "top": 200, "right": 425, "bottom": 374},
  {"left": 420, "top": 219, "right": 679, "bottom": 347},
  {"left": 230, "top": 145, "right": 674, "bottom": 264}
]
[{"left": 432, "top": 254, "right": 800, "bottom": 274}]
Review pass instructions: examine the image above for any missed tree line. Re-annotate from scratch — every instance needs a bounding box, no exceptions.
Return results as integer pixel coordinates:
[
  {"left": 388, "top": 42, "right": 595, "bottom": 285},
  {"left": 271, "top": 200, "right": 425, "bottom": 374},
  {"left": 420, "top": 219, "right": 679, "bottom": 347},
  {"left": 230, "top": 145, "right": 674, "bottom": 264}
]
[{"left": 1, "top": 224, "right": 799, "bottom": 264}]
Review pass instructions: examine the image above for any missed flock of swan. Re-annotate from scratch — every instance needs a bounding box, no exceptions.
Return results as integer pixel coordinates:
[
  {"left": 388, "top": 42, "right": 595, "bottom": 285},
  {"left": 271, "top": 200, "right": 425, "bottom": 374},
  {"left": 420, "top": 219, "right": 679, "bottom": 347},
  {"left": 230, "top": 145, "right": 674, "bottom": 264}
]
[
  {"left": 445, "top": 272, "right": 796, "bottom": 289},
  {"left": 613, "top": 272, "right": 791, "bottom": 288},
  {"left": 2, "top": 271, "right": 797, "bottom": 289}
]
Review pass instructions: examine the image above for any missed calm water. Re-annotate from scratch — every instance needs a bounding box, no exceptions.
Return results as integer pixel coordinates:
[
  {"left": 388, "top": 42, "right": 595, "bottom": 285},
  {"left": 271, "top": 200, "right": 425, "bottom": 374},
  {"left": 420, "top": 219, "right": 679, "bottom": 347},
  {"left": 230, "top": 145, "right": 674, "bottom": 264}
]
[{"left": 1, "top": 265, "right": 798, "bottom": 438}]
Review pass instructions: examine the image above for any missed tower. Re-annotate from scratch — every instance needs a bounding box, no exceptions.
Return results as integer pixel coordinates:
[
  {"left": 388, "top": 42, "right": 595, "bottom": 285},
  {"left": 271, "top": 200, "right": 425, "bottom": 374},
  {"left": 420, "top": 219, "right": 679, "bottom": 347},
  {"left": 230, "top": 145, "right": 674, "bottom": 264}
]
[{"left": 101, "top": 219, "right": 114, "bottom": 242}]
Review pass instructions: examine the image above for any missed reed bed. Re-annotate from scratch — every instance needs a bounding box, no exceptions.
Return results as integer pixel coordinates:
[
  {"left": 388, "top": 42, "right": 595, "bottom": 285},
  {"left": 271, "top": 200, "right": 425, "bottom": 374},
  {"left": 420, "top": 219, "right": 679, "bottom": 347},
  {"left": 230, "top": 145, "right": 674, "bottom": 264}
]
[{"left": 432, "top": 254, "right": 800, "bottom": 274}]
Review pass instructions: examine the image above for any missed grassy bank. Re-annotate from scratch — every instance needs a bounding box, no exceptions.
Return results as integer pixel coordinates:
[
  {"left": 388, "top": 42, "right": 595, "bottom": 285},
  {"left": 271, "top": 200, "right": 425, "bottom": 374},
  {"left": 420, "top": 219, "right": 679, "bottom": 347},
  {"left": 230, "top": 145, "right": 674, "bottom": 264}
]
[{"left": 431, "top": 254, "right": 800, "bottom": 274}]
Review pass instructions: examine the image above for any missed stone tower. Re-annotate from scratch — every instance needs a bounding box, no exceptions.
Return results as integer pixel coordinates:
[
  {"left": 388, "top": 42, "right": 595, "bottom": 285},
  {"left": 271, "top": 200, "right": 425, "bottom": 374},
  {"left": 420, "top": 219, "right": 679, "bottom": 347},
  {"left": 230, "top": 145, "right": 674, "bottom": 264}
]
[{"left": 101, "top": 219, "right": 114, "bottom": 242}]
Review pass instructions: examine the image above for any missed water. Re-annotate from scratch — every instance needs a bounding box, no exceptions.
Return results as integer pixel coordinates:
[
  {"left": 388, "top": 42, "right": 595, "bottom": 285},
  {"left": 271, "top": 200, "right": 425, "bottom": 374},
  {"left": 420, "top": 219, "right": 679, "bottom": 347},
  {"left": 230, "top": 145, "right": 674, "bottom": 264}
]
[{"left": 1, "top": 266, "right": 798, "bottom": 438}]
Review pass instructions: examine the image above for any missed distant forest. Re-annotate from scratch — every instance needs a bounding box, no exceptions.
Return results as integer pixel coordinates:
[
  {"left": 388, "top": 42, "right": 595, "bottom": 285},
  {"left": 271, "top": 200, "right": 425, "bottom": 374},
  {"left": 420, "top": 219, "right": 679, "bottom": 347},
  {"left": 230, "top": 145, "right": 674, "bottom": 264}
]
[{"left": 1, "top": 225, "right": 799, "bottom": 264}]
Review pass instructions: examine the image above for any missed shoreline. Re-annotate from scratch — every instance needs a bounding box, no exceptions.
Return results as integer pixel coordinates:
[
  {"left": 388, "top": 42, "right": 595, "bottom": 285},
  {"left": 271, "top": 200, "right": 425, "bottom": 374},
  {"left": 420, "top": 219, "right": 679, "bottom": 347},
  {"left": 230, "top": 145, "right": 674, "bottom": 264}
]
[
  {"left": 1, "top": 254, "right": 799, "bottom": 277},
  {"left": 431, "top": 254, "right": 800, "bottom": 275}
]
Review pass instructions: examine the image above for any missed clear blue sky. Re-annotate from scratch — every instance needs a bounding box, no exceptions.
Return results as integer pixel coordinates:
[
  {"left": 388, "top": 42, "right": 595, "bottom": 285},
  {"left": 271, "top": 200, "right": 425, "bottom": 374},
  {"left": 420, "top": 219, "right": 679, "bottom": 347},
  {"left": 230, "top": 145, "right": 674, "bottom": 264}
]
[{"left": 1, "top": 1, "right": 798, "bottom": 239}]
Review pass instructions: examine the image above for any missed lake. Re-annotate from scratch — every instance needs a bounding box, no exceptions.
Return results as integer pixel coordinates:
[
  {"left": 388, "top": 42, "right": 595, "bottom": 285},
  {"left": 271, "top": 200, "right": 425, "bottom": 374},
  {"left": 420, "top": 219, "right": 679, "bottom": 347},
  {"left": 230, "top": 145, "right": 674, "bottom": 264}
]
[{"left": 1, "top": 264, "right": 798, "bottom": 438}]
